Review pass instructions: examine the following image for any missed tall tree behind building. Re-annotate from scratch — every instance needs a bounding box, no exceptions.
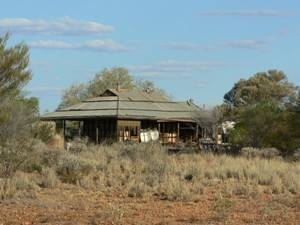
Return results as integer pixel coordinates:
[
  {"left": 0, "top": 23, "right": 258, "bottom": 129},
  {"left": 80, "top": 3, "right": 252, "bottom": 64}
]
[
  {"left": 224, "top": 70, "right": 296, "bottom": 108},
  {"left": 59, "top": 67, "right": 167, "bottom": 108},
  {"left": 223, "top": 69, "right": 299, "bottom": 153}
]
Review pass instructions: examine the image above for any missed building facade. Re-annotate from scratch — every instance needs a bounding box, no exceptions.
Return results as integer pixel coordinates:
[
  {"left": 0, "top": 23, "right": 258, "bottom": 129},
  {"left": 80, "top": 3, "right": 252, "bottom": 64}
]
[{"left": 41, "top": 89, "right": 206, "bottom": 145}]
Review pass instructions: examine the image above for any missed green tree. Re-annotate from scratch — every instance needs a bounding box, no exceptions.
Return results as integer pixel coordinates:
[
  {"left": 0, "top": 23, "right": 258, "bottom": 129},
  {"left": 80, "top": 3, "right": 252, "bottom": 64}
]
[
  {"left": 58, "top": 83, "right": 88, "bottom": 109},
  {"left": 0, "top": 33, "right": 31, "bottom": 98},
  {"left": 59, "top": 67, "right": 167, "bottom": 107},
  {"left": 135, "top": 79, "right": 168, "bottom": 97},
  {"left": 266, "top": 92, "right": 300, "bottom": 154},
  {"left": 87, "top": 67, "right": 134, "bottom": 97},
  {"left": 0, "top": 33, "right": 39, "bottom": 178},
  {"left": 229, "top": 100, "right": 281, "bottom": 148},
  {"left": 223, "top": 70, "right": 299, "bottom": 153},
  {"left": 0, "top": 96, "right": 38, "bottom": 142},
  {"left": 59, "top": 67, "right": 135, "bottom": 108},
  {"left": 0, "top": 96, "right": 38, "bottom": 178},
  {"left": 224, "top": 70, "right": 296, "bottom": 107}
]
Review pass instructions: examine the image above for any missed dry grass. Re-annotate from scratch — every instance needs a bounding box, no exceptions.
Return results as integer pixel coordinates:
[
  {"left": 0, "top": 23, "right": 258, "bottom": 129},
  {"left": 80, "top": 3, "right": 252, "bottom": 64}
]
[
  {"left": 1, "top": 141, "right": 299, "bottom": 202},
  {"left": 39, "top": 167, "right": 60, "bottom": 188},
  {"left": 212, "top": 195, "right": 236, "bottom": 221},
  {"left": 0, "top": 171, "right": 39, "bottom": 200}
]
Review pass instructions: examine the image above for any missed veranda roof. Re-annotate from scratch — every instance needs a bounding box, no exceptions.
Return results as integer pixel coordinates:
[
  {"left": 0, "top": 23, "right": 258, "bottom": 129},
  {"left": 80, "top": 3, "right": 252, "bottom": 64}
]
[{"left": 41, "top": 89, "right": 201, "bottom": 122}]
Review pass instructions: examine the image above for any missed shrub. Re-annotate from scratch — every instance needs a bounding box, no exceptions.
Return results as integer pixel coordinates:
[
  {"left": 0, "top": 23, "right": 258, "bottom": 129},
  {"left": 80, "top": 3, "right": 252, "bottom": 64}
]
[
  {"left": 41, "top": 148, "right": 66, "bottom": 169},
  {"left": 260, "top": 148, "right": 280, "bottom": 159},
  {"left": 67, "top": 137, "right": 88, "bottom": 153},
  {"left": 0, "top": 178, "right": 17, "bottom": 199},
  {"left": 0, "top": 172, "right": 39, "bottom": 200},
  {"left": 6, "top": 141, "right": 297, "bottom": 200},
  {"left": 282, "top": 173, "right": 300, "bottom": 194},
  {"left": 127, "top": 181, "right": 147, "bottom": 198},
  {"left": 19, "top": 141, "right": 48, "bottom": 173},
  {"left": 232, "top": 184, "right": 251, "bottom": 196},
  {"left": 240, "top": 147, "right": 281, "bottom": 160},
  {"left": 0, "top": 138, "right": 36, "bottom": 178},
  {"left": 39, "top": 167, "right": 59, "bottom": 188},
  {"left": 191, "top": 183, "right": 204, "bottom": 195},
  {"left": 159, "top": 176, "right": 191, "bottom": 201},
  {"left": 258, "top": 170, "right": 275, "bottom": 186},
  {"left": 213, "top": 197, "right": 236, "bottom": 211},
  {"left": 213, "top": 196, "right": 236, "bottom": 220},
  {"left": 60, "top": 143, "right": 300, "bottom": 197},
  {"left": 240, "top": 147, "right": 260, "bottom": 158},
  {"left": 56, "top": 154, "right": 93, "bottom": 184},
  {"left": 13, "top": 171, "right": 39, "bottom": 191},
  {"left": 78, "top": 175, "right": 96, "bottom": 189},
  {"left": 291, "top": 149, "right": 300, "bottom": 161},
  {"left": 271, "top": 176, "right": 284, "bottom": 194},
  {"left": 119, "top": 142, "right": 167, "bottom": 162},
  {"left": 144, "top": 158, "right": 167, "bottom": 183},
  {"left": 183, "top": 161, "right": 201, "bottom": 182},
  {"left": 32, "top": 121, "right": 55, "bottom": 143}
]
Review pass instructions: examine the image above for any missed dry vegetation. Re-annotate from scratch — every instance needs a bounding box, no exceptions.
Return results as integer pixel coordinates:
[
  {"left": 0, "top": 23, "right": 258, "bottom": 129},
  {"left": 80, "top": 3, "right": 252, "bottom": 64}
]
[{"left": 0, "top": 142, "right": 299, "bottom": 224}]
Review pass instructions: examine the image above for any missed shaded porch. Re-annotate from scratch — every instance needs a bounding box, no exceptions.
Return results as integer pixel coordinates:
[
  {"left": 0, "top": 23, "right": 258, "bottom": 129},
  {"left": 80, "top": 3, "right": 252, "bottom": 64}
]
[{"left": 56, "top": 118, "right": 206, "bottom": 146}]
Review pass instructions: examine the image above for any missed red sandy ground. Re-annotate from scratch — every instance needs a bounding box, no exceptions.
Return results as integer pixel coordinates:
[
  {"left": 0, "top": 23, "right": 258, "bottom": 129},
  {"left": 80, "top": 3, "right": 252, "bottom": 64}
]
[{"left": 0, "top": 184, "right": 299, "bottom": 225}]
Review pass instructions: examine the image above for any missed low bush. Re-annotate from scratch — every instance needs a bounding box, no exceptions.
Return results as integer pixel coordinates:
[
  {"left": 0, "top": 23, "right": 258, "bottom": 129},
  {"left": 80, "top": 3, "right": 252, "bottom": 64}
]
[
  {"left": 213, "top": 196, "right": 236, "bottom": 220},
  {"left": 41, "top": 148, "right": 66, "bottom": 167},
  {"left": 67, "top": 137, "right": 89, "bottom": 153},
  {"left": 13, "top": 171, "right": 39, "bottom": 191},
  {"left": 158, "top": 176, "right": 191, "bottom": 201},
  {"left": 0, "top": 138, "right": 36, "bottom": 178},
  {"left": 240, "top": 147, "right": 260, "bottom": 158},
  {"left": 56, "top": 154, "right": 94, "bottom": 184},
  {"left": 291, "top": 149, "right": 300, "bottom": 161},
  {"left": 127, "top": 181, "right": 147, "bottom": 198},
  {"left": 260, "top": 148, "right": 280, "bottom": 159},
  {"left": 0, "top": 178, "right": 17, "bottom": 200},
  {"left": 0, "top": 172, "right": 39, "bottom": 200},
  {"left": 32, "top": 121, "right": 55, "bottom": 143},
  {"left": 39, "top": 167, "right": 59, "bottom": 188},
  {"left": 2, "top": 141, "right": 299, "bottom": 200}
]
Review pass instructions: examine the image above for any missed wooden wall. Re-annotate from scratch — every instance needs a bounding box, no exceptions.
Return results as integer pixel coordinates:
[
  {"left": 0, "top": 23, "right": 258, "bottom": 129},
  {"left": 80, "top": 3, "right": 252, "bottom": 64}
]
[{"left": 83, "top": 118, "right": 117, "bottom": 143}]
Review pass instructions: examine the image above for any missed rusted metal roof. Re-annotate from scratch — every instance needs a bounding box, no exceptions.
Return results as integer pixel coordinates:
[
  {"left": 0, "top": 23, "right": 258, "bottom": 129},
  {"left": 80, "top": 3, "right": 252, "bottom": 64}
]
[{"left": 41, "top": 89, "right": 202, "bottom": 122}]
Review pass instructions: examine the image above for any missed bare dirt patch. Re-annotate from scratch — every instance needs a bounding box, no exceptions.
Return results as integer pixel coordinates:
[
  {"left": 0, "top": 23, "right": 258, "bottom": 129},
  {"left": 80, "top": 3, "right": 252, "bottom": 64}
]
[{"left": 0, "top": 184, "right": 298, "bottom": 225}]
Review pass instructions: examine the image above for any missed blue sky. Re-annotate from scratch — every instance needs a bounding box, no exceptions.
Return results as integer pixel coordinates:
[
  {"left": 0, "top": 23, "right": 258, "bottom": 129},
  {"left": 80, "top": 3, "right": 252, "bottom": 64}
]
[{"left": 1, "top": 0, "right": 299, "bottom": 112}]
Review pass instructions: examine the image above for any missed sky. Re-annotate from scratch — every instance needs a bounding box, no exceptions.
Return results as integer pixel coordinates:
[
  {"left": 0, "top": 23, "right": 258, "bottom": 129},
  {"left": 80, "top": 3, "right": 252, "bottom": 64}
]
[{"left": 1, "top": 0, "right": 299, "bottom": 112}]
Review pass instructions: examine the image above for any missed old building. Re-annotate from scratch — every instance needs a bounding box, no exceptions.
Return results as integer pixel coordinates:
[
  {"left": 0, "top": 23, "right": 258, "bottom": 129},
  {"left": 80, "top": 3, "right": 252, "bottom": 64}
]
[{"left": 41, "top": 89, "right": 206, "bottom": 145}]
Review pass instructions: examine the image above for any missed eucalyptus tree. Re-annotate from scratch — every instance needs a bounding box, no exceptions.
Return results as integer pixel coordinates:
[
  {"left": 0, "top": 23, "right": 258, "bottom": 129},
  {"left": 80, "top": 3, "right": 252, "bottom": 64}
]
[{"left": 0, "top": 33, "right": 39, "bottom": 178}]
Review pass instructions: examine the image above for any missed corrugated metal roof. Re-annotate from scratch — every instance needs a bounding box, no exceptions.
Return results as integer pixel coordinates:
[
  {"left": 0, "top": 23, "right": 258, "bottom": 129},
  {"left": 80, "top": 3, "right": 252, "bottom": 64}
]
[
  {"left": 41, "top": 89, "right": 202, "bottom": 122},
  {"left": 105, "top": 89, "right": 170, "bottom": 102},
  {"left": 60, "top": 101, "right": 118, "bottom": 111},
  {"left": 83, "top": 96, "right": 118, "bottom": 102},
  {"left": 41, "top": 109, "right": 118, "bottom": 120}
]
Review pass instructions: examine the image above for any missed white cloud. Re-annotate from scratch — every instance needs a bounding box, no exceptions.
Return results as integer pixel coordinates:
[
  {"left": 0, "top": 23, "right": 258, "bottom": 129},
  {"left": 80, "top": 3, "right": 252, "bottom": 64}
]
[
  {"left": 199, "top": 10, "right": 297, "bottom": 17},
  {"left": 222, "top": 39, "right": 269, "bottom": 50},
  {"left": 0, "top": 17, "right": 114, "bottom": 35},
  {"left": 83, "top": 39, "right": 128, "bottom": 51},
  {"left": 162, "top": 37, "right": 273, "bottom": 52},
  {"left": 128, "top": 60, "right": 224, "bottom": 76},
  {"left": 30, "top": 40, "right": 74, "bottom": 49},
  {"left": 162, "top": 42, "right": 202, "bottom": 51},
  {"left": 29, "top": 39, "right": 128, "bottom": 52},
  {"left": 156, "top": 60, "right": 223, "bottom": 70}
]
